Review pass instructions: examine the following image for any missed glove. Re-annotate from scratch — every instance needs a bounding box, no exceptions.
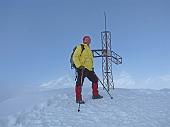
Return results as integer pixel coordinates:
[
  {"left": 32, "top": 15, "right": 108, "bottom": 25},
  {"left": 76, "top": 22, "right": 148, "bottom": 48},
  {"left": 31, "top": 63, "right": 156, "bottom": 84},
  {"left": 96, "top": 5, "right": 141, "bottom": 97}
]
[
  {"left": 92, "top": 68, "right": 94, "bottom": 71},
  {"left": 79, "top": 66, "right": 85, "bottom": 70}
]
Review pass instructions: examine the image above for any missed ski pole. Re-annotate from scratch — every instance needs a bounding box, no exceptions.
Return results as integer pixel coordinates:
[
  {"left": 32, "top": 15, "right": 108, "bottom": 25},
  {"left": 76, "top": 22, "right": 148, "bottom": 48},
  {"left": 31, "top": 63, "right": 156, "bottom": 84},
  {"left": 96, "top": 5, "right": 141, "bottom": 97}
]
[
  {"left": 78, "top": 68, "right": 84, "bottom": 112},
  {"left": 78, "top": 101, "right": 80, "bottom": 112},
  {"left": 97, "top": 76, "right": 113, "bottom": 99}
]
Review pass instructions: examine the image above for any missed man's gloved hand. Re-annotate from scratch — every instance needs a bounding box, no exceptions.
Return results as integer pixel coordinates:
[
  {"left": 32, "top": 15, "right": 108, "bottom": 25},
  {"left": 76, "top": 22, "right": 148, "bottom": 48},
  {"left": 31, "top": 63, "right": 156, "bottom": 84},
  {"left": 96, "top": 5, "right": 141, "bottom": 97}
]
[
  {"left": 79, "top": 66, "right": 85, "bottom": 70},
  {"left": 92, "top": 68, "right": 94, "bottom": 71}
]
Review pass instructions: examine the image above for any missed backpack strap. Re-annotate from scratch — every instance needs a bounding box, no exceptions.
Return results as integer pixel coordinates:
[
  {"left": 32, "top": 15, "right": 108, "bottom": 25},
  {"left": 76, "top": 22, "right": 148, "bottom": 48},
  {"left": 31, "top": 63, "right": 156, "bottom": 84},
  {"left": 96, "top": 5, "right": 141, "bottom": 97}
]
[{"left": 80, "top": 44, "right": 85, "bottom": 53}]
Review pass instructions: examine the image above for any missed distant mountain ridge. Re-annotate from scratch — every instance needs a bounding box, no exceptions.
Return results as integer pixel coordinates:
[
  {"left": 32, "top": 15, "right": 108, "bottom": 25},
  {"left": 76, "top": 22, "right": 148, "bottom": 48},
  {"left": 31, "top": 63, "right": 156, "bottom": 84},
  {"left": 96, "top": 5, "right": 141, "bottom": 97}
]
[{"left": 40, "top": 75, "right": 75, "bottom": 90}]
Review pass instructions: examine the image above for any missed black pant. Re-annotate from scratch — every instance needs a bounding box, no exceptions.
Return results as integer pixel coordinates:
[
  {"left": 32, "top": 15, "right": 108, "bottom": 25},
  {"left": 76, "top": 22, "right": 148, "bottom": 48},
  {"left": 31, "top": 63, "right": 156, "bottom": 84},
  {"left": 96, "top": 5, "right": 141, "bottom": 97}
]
[{"left": 76, "top": 68, "right": 98, "bottom": 86}]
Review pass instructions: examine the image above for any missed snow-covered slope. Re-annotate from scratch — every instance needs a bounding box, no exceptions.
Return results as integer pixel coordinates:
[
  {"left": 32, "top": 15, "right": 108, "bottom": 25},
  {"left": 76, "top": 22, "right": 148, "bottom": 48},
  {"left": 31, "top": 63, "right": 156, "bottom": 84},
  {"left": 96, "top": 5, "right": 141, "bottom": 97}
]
[
  {"left": 0, "top": 85, "right": 170, "bottom": 127},
  {"left": 40, "top": 75, "right": 75, "bottom": 90}
]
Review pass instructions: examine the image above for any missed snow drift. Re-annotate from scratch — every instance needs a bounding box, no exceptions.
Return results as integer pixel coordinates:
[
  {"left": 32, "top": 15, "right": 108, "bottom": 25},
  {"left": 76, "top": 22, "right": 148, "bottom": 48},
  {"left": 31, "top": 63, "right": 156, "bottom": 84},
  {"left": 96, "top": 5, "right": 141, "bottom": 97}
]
[{"left": 0, "top": 76, "right": 170, "bottom": 127}]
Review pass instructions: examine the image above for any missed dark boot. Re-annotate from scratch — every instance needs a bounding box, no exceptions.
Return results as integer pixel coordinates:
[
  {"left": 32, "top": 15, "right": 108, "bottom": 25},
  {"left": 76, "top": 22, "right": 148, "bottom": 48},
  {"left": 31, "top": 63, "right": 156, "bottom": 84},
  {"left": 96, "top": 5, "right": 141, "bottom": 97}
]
[
  {"left": 76, "top": 100, "right": 85, "bottom": 104},
  {"left": 75, "top": 85, "right": 85, "bottom": 104},
  {"left": 92, "top": 94, "right": 103, "bottom": 99},
  {"left": 92, "top": 82, "right": 103, "bottom": 99}
]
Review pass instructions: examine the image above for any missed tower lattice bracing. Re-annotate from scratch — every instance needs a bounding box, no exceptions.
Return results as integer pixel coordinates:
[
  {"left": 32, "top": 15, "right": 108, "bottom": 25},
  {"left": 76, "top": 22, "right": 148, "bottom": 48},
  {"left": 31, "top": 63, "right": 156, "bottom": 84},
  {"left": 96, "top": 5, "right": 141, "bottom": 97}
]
[
  {"left": 101, "top": 31, "right": 114, "bottom": 91},
  {"left": 92, "top": 13, "right": 122, "bottom": 91}
]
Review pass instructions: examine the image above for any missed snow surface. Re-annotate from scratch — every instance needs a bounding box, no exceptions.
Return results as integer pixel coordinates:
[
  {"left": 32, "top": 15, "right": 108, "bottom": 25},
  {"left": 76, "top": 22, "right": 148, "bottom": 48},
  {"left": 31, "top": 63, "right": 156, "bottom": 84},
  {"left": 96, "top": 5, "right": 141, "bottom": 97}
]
[
  {"left": 40, "top": 75, "right": 75, "bottom": 90},
  {"left": 0, "top": 78, "right": 170, "bottom": 127}
]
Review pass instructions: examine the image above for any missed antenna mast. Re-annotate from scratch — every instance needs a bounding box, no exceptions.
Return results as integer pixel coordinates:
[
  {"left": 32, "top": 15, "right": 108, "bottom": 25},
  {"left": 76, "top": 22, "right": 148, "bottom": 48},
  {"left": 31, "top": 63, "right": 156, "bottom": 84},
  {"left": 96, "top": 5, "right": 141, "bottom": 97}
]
[
  {"left": 104, "top": 12, "right": 107, "bottom": 31},
  {"left": 92, "top": 12, "right": 122, "bottom": 91}
]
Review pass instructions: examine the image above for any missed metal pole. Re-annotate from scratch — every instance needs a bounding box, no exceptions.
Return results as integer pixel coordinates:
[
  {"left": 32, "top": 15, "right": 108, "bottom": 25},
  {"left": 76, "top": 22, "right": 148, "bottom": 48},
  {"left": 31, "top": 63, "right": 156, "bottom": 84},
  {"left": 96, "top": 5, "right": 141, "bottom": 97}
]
[
  {"left": 78, "top": 68, "right": 84, "bottom": 112},
  {"left": 98, "top": 76, "right": 113, "bottom": 99}
]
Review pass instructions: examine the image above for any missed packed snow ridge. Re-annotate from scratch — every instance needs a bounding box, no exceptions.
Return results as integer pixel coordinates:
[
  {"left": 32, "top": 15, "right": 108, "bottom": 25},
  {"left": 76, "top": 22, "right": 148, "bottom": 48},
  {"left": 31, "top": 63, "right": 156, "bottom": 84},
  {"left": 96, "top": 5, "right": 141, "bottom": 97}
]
[{"left": 0, "top": 76, "right": 170, "bottom": 127}]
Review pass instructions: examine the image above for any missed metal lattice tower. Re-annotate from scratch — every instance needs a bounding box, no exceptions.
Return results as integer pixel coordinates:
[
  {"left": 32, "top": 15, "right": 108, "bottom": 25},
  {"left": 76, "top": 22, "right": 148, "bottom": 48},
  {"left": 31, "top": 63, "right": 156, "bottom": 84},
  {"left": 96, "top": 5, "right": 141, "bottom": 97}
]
[
  {"left": 101, "top": 31, "right": 113, "bottom": 91},
  {"left": 92, "top": 13, "right": 122, "bottom": 91}
]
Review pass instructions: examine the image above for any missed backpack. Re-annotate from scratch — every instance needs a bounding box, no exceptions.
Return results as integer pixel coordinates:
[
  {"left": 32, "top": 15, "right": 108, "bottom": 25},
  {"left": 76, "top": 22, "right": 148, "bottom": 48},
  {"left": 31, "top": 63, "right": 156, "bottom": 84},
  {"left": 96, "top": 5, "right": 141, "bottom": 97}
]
[{"left": 70, "top": 44, "right": 85, "bottom": 69}]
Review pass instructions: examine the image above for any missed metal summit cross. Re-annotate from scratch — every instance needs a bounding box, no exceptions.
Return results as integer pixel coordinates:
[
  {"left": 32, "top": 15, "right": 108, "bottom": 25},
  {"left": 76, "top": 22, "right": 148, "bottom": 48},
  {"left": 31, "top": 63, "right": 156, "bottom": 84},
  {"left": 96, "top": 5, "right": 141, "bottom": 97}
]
[{"left": 92, "top": 13, "right": 122, "bottom": 91}]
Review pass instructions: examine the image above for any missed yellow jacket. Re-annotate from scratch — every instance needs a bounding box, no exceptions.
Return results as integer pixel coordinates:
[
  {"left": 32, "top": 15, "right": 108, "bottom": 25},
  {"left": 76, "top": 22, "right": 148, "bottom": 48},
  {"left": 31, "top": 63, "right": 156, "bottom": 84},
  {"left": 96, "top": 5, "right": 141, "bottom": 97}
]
[{"left": 73, "top": 43, "right": 93, "bottom": 71}]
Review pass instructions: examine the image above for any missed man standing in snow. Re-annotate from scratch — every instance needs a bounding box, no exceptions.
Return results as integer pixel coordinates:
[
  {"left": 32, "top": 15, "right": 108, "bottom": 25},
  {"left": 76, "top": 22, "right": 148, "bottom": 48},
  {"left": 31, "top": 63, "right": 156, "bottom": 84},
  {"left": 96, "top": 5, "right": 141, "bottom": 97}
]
[{"left": 73, "top": 36, "right": 103, "bottom": 104}]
